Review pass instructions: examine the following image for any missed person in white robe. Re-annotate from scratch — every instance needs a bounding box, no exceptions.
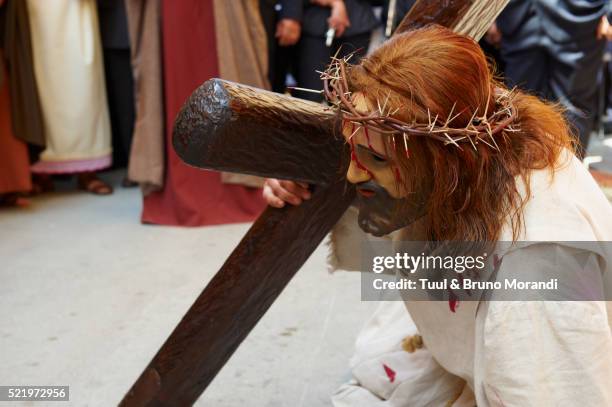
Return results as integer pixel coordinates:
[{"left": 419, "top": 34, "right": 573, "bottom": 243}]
[
  {"left": 263, "top": 24, "right": 612, "bottom": 407},
  {"left": 26, "top": 0, "right": 113, "bottom": 194},
  {"left": 331, "top": 152, "right": 612, "bottom": 406}
]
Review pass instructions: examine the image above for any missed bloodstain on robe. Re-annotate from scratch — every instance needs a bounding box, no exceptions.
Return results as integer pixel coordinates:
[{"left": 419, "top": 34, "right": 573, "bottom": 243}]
[{"left": 383, "top": 364, "right": 396, "bottom": 383}]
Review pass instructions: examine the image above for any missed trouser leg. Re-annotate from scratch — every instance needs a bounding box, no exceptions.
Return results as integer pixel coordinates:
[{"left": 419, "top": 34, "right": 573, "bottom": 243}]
[
  {"left": 548, "top": 40, "right": 605, "bottom": 157},
  {"left": 501, "top": 43, "right": 549, "bottom": 99},
  {"left": 103, "top": 48, "right": 135, "bottom": 168}
]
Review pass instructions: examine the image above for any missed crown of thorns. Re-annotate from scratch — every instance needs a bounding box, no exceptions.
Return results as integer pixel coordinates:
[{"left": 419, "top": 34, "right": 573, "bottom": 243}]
[{"left": 320, "top": 56, "right": 520, "bottom": 152}]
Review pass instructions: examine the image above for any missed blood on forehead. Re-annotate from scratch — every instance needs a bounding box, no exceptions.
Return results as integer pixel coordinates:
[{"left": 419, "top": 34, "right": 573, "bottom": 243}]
[
  {"left": 344, "top": 121, "right": 405, "bottom": 184},
  {"left": 343, "top": 119, "right": 385, "bottom": 155}
]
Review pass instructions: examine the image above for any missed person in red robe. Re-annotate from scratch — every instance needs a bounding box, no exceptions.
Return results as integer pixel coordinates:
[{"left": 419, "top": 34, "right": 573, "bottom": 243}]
[
  {"left": 141, "top": 0, "right": 265, "bottom": 226},
  {"left": 0, "top": 2, "right": 30, "bottom": 206}
]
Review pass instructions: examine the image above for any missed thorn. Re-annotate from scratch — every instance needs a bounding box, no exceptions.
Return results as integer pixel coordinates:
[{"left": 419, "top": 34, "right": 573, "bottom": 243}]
[
  {"left": 431, "top": 114, "right": 439, "bottom": 130},
  {"left": 467, "top": 133, "right": 477, "bottom": 151},
  {"left": 483, "top": 85, "right": 491, "bottom": 118},
  {"left": 444, "top": 132, "right": 460, "bottom": 147},
  {"left": 446, "top": 102, "right": 457, "bottom": 126},
  {"left": 479, "top": 136, "right": 495, "bottom": 149},
  {"left": 381, "top": 91, "right": 391, "bottom": 116},
  {"left": 349, "top": 125, "right": 360, "bottom": 140},
  {"left": 288, "top": 87, "right": 324, "bottom": 94}
]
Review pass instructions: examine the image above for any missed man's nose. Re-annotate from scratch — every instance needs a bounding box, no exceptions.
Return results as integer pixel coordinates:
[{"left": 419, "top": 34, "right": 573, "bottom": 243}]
[{"left": 347, "top": 160, "right": 371, "bottom": 184}]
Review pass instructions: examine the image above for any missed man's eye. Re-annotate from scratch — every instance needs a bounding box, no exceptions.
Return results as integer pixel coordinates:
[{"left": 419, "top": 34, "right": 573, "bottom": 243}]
[{"left": 370, "top": 152, "right": 387, "bottom": 163}]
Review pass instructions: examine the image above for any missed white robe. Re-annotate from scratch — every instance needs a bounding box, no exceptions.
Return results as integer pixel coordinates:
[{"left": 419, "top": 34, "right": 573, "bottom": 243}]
[
  {"left": 331, "top": 152, "right": 612, "bottom": 406},
  {"left": 27, "top": 0, "right": 111, "bottom": 173}
]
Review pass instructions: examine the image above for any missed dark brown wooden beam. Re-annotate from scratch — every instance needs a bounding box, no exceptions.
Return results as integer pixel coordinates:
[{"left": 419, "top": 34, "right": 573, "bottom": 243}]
[
  {"left": 120, "top": 176, "right": 355, "bottom": 407},
  {"left": 173, "top": 80, "right": 341, "bottom": 185}
]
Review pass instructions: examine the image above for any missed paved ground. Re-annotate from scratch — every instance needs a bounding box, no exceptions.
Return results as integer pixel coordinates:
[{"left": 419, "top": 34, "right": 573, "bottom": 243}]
[{"left": 0, "top": 173, "right": 378, "bottom": 407}]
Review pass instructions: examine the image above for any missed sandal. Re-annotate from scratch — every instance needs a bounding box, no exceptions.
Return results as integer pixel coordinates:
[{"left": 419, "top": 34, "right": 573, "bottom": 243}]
[{"left": 77, "top": 172, "right": 114, "bottom": 195}]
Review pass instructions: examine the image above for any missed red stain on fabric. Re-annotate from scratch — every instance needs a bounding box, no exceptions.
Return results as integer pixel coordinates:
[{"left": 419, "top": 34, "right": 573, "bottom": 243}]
[
  {"left": 383, "top": 364, "right": 396, "bottom": 383},
  {"left": 493, "top": 254, "right": 503, "bottom": 271}
]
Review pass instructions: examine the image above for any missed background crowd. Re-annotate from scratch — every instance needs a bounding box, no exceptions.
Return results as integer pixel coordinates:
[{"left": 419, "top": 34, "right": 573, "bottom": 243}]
[{"left": 1, "top": 0, "right": 611, "bottom": 227}]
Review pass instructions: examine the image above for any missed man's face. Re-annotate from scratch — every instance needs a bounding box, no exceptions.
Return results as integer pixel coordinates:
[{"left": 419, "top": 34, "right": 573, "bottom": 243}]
[{"left": 342, "top": 93, "right": 426, "bottom": 237}]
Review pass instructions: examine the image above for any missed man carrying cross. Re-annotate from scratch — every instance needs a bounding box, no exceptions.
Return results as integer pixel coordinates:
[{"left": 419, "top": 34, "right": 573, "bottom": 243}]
[
  {"left": 121, "top": 1, "right": 612, "bottom": 405},
  {"left": 265, "top": 25, "right": 612, "bottom": 406}
]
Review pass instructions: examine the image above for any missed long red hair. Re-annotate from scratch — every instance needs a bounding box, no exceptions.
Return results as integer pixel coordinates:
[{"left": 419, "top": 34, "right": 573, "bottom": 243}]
[{"left": 346, "top": 25, "right": 575, "bottom": 241}]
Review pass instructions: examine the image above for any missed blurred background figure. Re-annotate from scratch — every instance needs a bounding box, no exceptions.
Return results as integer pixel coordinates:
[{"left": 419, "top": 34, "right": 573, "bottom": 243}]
[
  {"left": 139, "top": 0, "right": 267, "bottom": 227},
  {"left": 603, "top": 42, "right": 612, "bottom": 134},
  {"left": 0, "top": 0, "right": 31, "bottom": 206},
  {"left": 97, "top": 0, "right": 136, "bottom": 187},
  {"left": 26, "top": 0, "right": 114, "bottom": 194},
  {"left": 270, "top": 0, "right": 381, "bottom": 101},
  {"left": 123, "top": 0, "right": 165, "bottom": 195},
  {"left": 260, "top": 0, "right": 296, "bottom": 93},
  {"left": 496, "top": 0, "right": 611, "bottom": 158}
]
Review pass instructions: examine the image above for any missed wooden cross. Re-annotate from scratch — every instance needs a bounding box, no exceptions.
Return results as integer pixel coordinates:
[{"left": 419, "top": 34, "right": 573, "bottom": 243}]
[{"left": 120, "top": 1, "right": 509, "bottom": 405}]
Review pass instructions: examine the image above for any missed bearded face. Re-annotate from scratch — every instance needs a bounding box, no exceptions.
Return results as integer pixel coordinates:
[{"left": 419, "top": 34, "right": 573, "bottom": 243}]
[{"left": 342, "top": 93, "right": 427, "bottom": 237}]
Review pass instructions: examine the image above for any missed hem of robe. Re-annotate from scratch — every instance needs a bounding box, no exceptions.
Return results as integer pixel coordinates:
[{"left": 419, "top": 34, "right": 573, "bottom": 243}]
[
  {"left": 141, "top": 170, "right": 265, "bottom": 227},
  {"left": 31, "top": 155, "right": 112, "bottom": 174},
  {"left": 0, "top": 59, "right": 31, "bottom": 194}
]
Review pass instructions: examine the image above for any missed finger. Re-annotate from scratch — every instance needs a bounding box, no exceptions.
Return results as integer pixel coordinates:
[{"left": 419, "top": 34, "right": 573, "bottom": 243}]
[
  {"left": 263, "top": 185, "right": 286, "bottom": 208},
  {"left": 270, "top": 182, "right": 303, "bottom": 205},
  {"left": 280, "top": 180, "right": 311, "bottom": 200},
  {"left": 277, "top": 180, "right": 307, "bottom": 200}
]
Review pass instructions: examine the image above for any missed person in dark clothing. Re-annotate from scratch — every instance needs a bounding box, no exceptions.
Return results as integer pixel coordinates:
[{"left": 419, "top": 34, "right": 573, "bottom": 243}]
[
  {"left": 496, "top": 0, "right": 610, "bottom": 158},
  {"left": 259, "top": 0, "right": 298, "bottom": 93},
  {"left": 279, "top": 0, "right": 380, "bottom": 102},
  {"left": 97, "top": 0, "right": 136, "bottom": 179}
]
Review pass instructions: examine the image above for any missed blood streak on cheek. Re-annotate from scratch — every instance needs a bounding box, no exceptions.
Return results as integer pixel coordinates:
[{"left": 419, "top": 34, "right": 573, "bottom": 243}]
[{"left": 349, "top": 138, "right": 373, "bottom": 177}]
